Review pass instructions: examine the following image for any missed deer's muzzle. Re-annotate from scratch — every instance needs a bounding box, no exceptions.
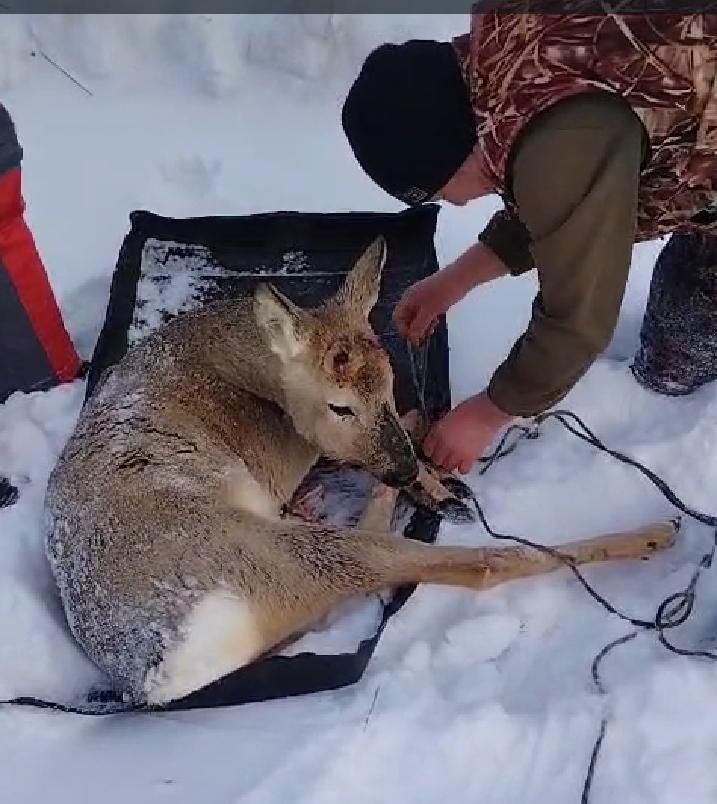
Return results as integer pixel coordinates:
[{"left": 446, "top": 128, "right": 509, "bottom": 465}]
[{"left": 377, "top": 405, "right": 418, "bottom": 488}]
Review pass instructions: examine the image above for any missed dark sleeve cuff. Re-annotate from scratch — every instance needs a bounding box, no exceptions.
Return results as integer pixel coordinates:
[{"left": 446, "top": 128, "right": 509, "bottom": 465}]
[
  {"left": 486, "top": 361, "right": 578, "bottom": 418},
  {"left": 478, "top": 209, "right": 535, "bottom": 276}
]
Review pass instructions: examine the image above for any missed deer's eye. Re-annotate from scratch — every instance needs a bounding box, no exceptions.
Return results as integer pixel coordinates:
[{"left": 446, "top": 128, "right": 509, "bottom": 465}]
[{"left": 328, "top": 404, "right": 355, "bottom": 419}]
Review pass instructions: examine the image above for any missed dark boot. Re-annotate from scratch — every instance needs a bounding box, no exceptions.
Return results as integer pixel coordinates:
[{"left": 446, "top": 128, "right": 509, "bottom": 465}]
[
  {"left": 631, "top": 232, "right": 717, "bottom": 395},
  {"left": 0, "top": 476, "right": 18, "bottom": 508}
]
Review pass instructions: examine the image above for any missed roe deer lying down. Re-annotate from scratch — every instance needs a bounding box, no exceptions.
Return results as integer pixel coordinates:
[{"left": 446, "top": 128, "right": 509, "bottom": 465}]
[{"left": 44, "top": 237, "right": 677, "bottom": 705}]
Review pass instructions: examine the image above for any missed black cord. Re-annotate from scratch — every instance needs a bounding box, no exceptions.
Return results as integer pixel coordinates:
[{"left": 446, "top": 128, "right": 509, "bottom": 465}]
[
  {"left": 473, "top": 408, "right": 717, "bottom": 803},
  {"left": 470, "top": 495, "right": 661, "bottom": 629},
  {"left": 581, "top": 631, "right": 638, "bottom": 804},
  {"left": 477, "top": 423, "right": 539, "bottom": 475},
  {"left": 536, "top": 410, "right": 717, "bottom": 528}
]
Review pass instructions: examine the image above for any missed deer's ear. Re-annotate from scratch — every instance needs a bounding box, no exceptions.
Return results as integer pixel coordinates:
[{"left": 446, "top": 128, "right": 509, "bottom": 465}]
[
  {"left": 336, "top": 236, "right": 387, "bottom": 319},
  {"left": 254, "top": 284, "right": 308, "bottom": 361}
]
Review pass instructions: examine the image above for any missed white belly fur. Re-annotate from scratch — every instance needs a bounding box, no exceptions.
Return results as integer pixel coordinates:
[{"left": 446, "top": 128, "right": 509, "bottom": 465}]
[
  {"left": 144, "top": 590, "right": 267, "bottom": 705},
  {"left": 222, "top": 461, "right": 279, "bottom": 519}
]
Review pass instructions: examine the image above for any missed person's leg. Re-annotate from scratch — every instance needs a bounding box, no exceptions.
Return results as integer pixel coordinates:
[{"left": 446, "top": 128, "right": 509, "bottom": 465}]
[
  {"left": 631, "top": 232, "right": 717, "bottom": 395},
  {"left": 0, "top": 103, "right": 82, "bottom": 508},
  {"left": 0, "top": 102, "right": 81, "bottom": 405}
]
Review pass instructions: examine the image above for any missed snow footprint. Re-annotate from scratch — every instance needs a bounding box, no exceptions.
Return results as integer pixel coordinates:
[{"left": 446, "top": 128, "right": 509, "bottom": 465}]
[
  {"left": 159, "top": 156, "right": 222, "bottom": 199},
  {"left": 437, "top": 613, "right": 523, "bottom": 668},
  {"left": 430, "top": 614, "right": 523, "bottom": 709}
]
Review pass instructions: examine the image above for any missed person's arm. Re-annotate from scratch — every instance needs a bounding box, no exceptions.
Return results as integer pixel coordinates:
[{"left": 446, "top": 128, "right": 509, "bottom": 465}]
[
  {"left": 444, "top": 239, "right": 510, "bottom": 292},
  {"left": 486, "top": 92, "right": 647, "bottom": 417},
  {"left": 393, "top": 239, "right": 508, "bottom": 344}
]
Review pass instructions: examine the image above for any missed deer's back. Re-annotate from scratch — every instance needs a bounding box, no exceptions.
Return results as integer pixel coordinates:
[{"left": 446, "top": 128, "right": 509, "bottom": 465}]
[{"left": 43, "top": 302, "right": 311, "bottom": 689}]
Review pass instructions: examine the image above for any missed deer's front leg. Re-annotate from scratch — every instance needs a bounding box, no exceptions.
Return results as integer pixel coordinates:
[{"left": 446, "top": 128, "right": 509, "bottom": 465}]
[
  {"left": 358, "top": 483, "right": 400, "bottom": 532},
  {"left": 399, "top": 410, "right": 477, "bottom": 523}
]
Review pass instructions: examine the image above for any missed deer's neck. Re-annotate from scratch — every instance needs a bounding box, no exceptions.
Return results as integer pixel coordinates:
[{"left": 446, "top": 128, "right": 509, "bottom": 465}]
[{"left": 193, "top": 301, "right": 288, "bottom": 410}]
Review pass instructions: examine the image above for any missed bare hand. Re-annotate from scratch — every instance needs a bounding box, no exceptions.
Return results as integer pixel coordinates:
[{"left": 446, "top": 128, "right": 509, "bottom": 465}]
[
  {"left": 393, "top": 244, "right": 509, "bottom": 346},
  {"left": 423, "top": 391, "right": 515, "bottom": 474},
  {"left": 393, "top": 271, "right": 467, "bottom": 345}
]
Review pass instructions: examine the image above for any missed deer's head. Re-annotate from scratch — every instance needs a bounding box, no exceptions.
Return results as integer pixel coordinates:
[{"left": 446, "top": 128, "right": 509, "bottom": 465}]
[{"left": 254, "top": 237, "right": 418, "bottom": 488}]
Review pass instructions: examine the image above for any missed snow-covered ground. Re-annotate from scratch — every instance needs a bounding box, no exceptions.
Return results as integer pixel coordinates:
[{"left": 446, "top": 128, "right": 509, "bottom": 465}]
[{"left": 1, "top": 13, "right": 717, "bottom": 804}]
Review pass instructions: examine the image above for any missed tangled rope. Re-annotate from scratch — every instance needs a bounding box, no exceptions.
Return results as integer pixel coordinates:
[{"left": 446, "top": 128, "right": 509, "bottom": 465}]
[{"left": 469, "top": 409, "right": 717, "bottom": 803}]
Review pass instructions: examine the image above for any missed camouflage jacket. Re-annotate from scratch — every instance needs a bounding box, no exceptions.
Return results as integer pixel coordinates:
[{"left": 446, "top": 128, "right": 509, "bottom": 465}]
[{"left": 453, "top": 10, "right": 717, "bottom": 242}]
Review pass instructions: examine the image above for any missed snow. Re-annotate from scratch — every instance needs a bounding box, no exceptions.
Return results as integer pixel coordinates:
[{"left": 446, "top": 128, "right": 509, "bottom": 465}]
[
  {"left": 130, "top": 239, "right": 231, "bottom": 342},
  {"left": 1, "top": 12, "right": 717, "bottom": 804}
]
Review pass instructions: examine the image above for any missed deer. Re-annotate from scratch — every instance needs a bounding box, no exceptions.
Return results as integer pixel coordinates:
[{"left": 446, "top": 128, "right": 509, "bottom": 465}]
[{"left": 43, "top": 236, "right": 677, "bottom": 706}]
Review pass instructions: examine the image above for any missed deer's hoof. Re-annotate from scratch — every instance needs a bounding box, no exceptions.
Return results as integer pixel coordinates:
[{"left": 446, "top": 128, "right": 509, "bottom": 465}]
[
  {"left": 438, "top": 475, "right": 475, "bottom": 502},
  {"left": 438, "top": 497, "right": 477, "bottom": 524}
]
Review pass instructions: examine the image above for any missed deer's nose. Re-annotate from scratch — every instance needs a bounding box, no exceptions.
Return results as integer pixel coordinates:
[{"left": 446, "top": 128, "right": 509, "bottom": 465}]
[{"left": 375, "top": 405, "right": 418, "bottom": 487}]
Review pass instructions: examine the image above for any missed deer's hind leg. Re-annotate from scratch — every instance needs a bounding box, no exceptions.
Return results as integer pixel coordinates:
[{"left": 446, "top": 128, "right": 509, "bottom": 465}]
[
  {"left": 143, "top": 489, "right": 400, "bottom": 706},
  {"left": 145, "top": 509, "right": 677, "bottom": 706},
  {"left": 238, "top": 519, "right": 678, "bottom": 669}
]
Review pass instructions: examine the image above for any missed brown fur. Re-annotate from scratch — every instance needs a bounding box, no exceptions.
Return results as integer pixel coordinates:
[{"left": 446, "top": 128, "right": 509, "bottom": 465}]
[{"left": 44, "top": 237, "right": 677, "bottom": 705}]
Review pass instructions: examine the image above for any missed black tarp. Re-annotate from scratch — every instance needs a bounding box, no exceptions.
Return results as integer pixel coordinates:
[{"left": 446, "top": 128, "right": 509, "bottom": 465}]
[{"left": 83, "top": 204, "right": 452, "bottom": 711}]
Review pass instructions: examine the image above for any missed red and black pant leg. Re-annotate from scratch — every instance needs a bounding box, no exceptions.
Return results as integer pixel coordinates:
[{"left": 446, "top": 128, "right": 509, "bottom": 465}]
[{"left": 0, "top": 103, "right": 80, "bottom": 404}]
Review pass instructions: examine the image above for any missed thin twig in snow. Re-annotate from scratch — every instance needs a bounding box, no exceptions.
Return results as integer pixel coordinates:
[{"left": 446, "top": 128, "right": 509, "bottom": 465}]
[
  {"left": 27, "top": 24, "right": 94, "bottom": 97},
  {"left": 362, "top": 685, "right": 381, "bottom": 731},
  {"left": 33, "top": 49, "right": 94, "bottom": 97}
]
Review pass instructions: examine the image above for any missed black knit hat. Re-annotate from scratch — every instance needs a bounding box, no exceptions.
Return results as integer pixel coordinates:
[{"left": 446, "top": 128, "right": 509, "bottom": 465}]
[{"left": 341, "top": 40, "right": 477, "bottom": 205}]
